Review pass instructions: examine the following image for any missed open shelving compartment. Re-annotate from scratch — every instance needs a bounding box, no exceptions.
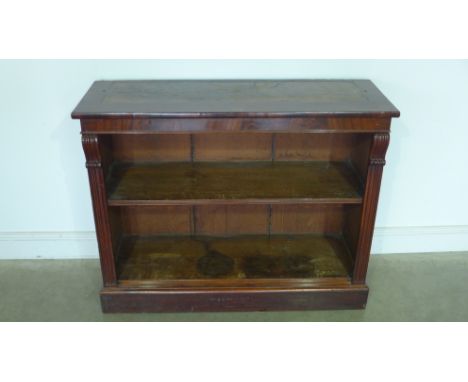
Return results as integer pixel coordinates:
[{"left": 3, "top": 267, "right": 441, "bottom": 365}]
[
  {"left": 100, "top": 131, "right": 372, "bottom": 291},
  {"left": 73, "top": 79, "right": 399, "bottom": 312}
]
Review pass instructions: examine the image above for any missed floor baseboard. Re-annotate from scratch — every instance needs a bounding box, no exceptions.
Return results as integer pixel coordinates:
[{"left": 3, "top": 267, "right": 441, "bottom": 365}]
[
  {"left": 0, "top": 231, "right": 98, "bottom": 259},
  {"left": 372, "top": 225, "right": 468, "bottom": 254}
]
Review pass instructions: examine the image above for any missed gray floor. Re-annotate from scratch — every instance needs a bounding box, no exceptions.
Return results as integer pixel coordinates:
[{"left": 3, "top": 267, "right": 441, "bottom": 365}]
[{"left": 1, "top": 252, "right": 467, "bottom": 321}]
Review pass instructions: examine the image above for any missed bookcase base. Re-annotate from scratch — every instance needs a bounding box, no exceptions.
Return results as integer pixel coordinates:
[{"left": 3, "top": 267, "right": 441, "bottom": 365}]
[{"left": 100, "top": 285, "right": 369, "bottom": 313}]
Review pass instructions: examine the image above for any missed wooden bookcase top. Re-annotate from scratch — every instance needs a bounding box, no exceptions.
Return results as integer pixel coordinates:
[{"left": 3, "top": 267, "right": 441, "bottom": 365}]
[{"left": 71, "top": 79, "right": 400, "bottom": 119}]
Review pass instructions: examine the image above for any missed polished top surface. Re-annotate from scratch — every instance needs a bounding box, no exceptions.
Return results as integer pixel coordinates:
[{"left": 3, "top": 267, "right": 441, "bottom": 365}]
[{"left": 71, "top": 79, "right": 400, "bottom": 119}]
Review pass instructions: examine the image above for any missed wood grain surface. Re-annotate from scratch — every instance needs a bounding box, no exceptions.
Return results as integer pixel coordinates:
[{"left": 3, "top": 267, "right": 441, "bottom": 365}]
[
  {"left": 106, "top": 161, "right": 363, "bottom": 204},
  {"left": 116, "top": 234, "right": 352, "bottom": 281},
  {"left": 72, "top": 80, "right": 400, "bottom": 118}
]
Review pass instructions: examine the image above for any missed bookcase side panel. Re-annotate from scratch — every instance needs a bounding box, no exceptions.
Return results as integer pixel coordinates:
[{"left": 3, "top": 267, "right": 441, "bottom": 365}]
[
  {"left": 352, "top": 131, "right": 390, "bottom": 284},
  {"left": 81, "top": 132, "right": 117, "bottom": 286}
]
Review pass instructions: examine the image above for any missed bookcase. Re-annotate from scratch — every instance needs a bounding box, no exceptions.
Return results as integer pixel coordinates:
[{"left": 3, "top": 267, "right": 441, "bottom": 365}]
[{"left": 72, "top": 80, "right": 399, "bottom": 312}]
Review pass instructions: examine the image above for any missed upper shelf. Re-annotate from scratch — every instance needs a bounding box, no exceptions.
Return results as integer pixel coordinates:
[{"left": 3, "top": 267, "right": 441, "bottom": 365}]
[
  {"left": 106, "top": 161, "right": 363, "bottom": 206},
  {"left": 71, "top": 80, "right": 400, "bottom": 119}
]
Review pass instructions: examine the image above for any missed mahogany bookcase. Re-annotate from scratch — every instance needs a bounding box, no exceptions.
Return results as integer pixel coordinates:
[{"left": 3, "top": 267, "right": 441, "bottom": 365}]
[{"left": 71, "top": 80, "right": 399, "bottom": 313}]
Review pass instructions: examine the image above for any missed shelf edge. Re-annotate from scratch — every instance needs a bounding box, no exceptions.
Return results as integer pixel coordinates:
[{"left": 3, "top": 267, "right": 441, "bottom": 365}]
[{"left": 107, "top": 198, "right": 363, "bottom": 206}]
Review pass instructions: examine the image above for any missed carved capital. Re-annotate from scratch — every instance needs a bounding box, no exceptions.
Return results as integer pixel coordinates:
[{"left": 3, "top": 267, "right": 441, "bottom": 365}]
[
  {"left": 81, "top": 134, "right": 102, "bottom": 168},
  {"left": 369, "top": 133, "right": 390, "bottom": 166}
]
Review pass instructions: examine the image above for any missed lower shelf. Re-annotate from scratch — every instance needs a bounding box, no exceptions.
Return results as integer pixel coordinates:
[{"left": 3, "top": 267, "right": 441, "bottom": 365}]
[
  {"left": 116, "top": 234, "right": 353, "bottom": 283},
  {"left": 107, "top": 234, "right": 362, "bottom": 312}
]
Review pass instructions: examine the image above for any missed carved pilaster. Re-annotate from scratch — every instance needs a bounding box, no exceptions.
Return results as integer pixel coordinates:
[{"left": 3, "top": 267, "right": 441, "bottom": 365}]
[
  {"left": 82, "top": 134, "right": 117, "bottom": 286},
  {"left": 353, "top": 132, "right": 390, "bottom": 284}
]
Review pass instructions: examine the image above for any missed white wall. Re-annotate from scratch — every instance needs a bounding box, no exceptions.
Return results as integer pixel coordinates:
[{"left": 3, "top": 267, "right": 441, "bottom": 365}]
[{"left": 1, "top": 60, "right": 467, "bottom": 258}]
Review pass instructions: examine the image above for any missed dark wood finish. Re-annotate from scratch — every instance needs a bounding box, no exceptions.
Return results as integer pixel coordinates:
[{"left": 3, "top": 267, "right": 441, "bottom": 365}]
[
  {"left": 112, "top": 134, "right": 191, "bottom": 162},
  {"left": 72, "top": 80, "right": 399, "bottom": 312},
  {"left": 275, "top": 133, "right": 363, "bottom": 161},
  {"left": 271, "top": 205, "right": 345, "bottom": 234},
  {"left": 342, "top": 205, "right": 363, "bottom": 264},
  {"left": 79, "top": 117, "right": 391, "bottom": 134},
  {"left": 117, "top": 275, "right": 352, "bottom": 289},
  {"left": 71, "top": 80, "right": 399, "bottom": 118},
  {"left": 81, "top": 134, "right": 117, "bottom": 286},
  {"left": 106, "top": 161, "right": 363, "bottom": 204},
  {"left": 110, "top": 132, "right": 368, "bottom": 162},
  {"left": 352, "top": 133, "right": 390, "bottom": 283},
  {"left": 119, "top": 206, "right": 192, "bottom": 235},
  {"left": 111, "top": 204, "right": 350, "bottom": 237},
  {"left": 193, "top": 133, "right": 272, "bottom": 161},
  {"left": 100, "top": 285, "right": 369, "bottom": 313},
  {"left": 195, "top": 205, "right": 269, "bottom": 235},
  {"left": 116, "top": 234, "right": 352, "bottom": 281}
]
